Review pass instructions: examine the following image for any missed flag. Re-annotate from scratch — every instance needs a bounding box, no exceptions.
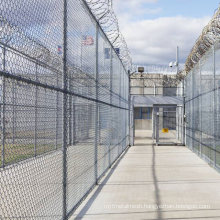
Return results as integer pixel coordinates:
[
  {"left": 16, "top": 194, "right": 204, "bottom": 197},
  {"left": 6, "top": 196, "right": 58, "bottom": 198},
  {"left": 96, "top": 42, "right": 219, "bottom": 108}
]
[
  {"left": 57, "top": 45, "right": 62, "bottom": 55},
  {"left": 82, "top": 35, "right": 94, "bottom": 46},
  {"left": 104, "top": 48, "right": 110, "bottom": 59},
  {"left": 115, "top": 48, "right": 120, "bottom": 55}
]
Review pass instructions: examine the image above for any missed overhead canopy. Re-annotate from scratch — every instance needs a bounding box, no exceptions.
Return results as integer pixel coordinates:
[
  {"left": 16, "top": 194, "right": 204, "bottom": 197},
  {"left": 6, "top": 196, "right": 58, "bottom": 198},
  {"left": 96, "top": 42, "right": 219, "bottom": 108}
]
[{"left": 132, "top": 95, "right": 183, "bottom": 107}]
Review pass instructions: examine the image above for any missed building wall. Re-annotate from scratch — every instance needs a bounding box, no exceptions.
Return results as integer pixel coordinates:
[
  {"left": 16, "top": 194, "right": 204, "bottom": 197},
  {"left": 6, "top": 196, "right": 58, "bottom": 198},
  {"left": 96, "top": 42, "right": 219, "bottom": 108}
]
[{"left": 131, "top": 73, "right": 179, "bottom": 131}]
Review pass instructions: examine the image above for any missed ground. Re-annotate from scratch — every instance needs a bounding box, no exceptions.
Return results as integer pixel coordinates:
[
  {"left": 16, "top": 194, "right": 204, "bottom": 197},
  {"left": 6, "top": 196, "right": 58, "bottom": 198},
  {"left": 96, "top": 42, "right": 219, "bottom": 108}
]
[{"left": 70, "top": 130, "right": 220, "bottom": 220}]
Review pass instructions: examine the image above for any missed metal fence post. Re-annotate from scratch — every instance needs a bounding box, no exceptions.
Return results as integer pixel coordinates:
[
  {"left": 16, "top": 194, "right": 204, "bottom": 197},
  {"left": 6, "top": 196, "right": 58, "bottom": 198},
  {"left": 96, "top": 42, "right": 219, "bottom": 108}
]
[
  {"left": 109, "top": 47, "right": 113, "bottom": 167},
  {"left": 69, "top": 73, "right": 72, "bottom": 146},
  {"left": 215, "top": 46, "right": 219, "bottom": 168},
  {"left": 124, "top": 73, "right": 127, "bottom": 149},
  {"left": 62, "top": 0, "right": 68, "bottom": 218},
  {"left": 72, "top": 102, "right": 76, "bottom": 144},
  {"left": 94, "top": 22, "right": 99, "bottom": 184},
  {"left": 182, "top": 80, "right": 186, "bottom": 146},
  {"left": 199, "top": 61, "right": 202, "bottom": 156},
  {"left": 191, "top": 70, "right": 194, "bottom": 151},
  {"left": 56, "top": 70, "right": 59, "bottom": 150},
  {"left": 1, "top": 46, "right": 6, "bottom": 168},
  {"left": 128, "top": 70, "right": 131, "bottom": 147},
  {"left": 213, "top": 45, "right": 216, "bottom": 166},
  {"left": 118, "top": 65, "right": 122, "bottom": 155},
  {"left": 152, "top": 107, "right": 155, "bottom": 139},
  {"left": 176, "top": 105, "right": 179, "bottom": 142},
  {"left": 34, "top": 63, "right": 38, "bottom": 157},
  {"left": 133, "top": 97, "right": 135, "bottom": 145},
  {"left": 156, "top": 109, "right": 159, "bottom": 145}
]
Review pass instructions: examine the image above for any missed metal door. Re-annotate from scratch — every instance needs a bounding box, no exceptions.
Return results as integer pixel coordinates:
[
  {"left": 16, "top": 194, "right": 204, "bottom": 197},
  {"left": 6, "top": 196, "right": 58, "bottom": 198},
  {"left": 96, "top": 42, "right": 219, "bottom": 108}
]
[{"left": 153, "top": 104, "right": 184, "bottom": 145}]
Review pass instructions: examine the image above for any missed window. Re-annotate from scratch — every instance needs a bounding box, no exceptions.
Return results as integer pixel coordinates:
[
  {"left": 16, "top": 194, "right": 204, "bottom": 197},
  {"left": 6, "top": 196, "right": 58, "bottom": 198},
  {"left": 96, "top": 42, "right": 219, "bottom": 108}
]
[{"left": 134, "top": 107, "right": 152, "bottom": 119}]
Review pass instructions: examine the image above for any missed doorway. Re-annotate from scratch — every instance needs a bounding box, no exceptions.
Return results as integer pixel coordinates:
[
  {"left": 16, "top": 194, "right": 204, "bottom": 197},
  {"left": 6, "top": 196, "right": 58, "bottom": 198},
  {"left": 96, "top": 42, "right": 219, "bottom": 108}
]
[{"left": 153, "top": 104, "right": 184, "bottom": 145}]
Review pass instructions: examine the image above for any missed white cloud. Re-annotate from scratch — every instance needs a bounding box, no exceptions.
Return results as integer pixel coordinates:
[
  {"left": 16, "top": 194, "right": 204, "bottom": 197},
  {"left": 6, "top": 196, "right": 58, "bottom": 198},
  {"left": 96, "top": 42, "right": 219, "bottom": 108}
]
[
  {"left": 114, "top": 0, "right": 160, "bottom": 25},
  {"left": 113, "top": 0, "right": 211, "bottom": 66},
  {"left": 118, "top": 16, "right": 210, "bottom": 65}
]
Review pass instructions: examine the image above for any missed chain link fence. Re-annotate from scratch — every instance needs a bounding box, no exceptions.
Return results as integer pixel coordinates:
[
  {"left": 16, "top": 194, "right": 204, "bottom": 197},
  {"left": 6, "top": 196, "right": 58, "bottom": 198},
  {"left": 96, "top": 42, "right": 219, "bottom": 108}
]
[
  {"left": 184, "top": 40, "right": 220, "bottom": 172},
  {"left": 0, "top": 0, "right": 130, "bottom": 218}
]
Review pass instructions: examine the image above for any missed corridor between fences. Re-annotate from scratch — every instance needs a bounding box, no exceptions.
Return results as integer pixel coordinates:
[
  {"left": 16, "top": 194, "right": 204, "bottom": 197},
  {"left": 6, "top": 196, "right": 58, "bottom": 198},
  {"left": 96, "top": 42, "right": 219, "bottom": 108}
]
[{"left": 0, "top": 0, "right": 130, "bottom": 219}]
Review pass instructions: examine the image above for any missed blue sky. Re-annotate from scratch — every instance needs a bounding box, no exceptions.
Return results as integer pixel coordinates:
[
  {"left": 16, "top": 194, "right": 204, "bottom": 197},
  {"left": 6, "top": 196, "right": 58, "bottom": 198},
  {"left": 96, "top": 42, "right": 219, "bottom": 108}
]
[
  {"left": 114, "top": 0, "right": 220, "bottom": 66},
  {"left": 140, "top": 0, "right": 219, "bottom": 19}
]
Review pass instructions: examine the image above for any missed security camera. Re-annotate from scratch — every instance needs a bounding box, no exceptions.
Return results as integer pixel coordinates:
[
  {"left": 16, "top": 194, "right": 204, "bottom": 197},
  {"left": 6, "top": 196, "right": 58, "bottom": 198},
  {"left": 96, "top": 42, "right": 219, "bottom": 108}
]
[{"left": 169, "top": 62, "right": 173, "bottom": 67}]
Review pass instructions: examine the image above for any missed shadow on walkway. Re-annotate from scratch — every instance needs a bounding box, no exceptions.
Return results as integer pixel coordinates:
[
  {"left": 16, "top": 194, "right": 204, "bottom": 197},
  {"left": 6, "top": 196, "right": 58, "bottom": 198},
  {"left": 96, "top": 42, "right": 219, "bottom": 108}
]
[
  {"left": 75, "top": 141, "right": 163, "bottom": 219},
  {"left": 152, "top": 143, "right": 163, "bottom": 219}
]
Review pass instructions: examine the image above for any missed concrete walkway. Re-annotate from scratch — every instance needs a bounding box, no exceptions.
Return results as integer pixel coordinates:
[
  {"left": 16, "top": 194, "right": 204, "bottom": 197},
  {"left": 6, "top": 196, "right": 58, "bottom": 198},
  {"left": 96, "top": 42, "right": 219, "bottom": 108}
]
[{"left": 70, "top": 130, "right": 220, "bottom": 220}]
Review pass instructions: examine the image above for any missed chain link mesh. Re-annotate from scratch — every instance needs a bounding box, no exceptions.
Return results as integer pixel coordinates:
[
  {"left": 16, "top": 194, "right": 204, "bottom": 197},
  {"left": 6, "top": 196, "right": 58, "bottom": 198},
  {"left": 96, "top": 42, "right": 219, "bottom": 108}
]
[
  {"left": 0, "top": 0, "right": 130, "bottom": 218},
  {"left": 185, "top": 40, "right": 220, "bottom": 172}
]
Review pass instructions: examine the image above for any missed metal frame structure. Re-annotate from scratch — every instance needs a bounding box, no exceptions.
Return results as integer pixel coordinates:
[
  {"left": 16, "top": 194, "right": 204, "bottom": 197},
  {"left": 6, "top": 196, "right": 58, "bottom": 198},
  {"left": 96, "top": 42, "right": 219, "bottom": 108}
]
[{"left": 152, "top": 104, "right": 184, "bottom": 146}]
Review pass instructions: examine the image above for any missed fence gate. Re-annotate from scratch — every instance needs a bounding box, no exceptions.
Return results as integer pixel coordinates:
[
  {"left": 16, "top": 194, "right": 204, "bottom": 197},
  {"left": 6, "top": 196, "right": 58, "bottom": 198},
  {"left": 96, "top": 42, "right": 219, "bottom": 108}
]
[{"left": 153, "top": 104, "right": 184, "bottom": 145}]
